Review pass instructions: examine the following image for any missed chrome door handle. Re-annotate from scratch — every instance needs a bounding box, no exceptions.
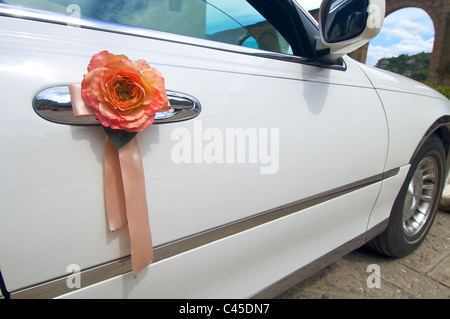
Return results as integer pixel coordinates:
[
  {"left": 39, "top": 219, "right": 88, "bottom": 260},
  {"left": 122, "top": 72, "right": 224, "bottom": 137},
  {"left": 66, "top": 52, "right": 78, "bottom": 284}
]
[{"left": 33, "top": 86, "right": 201, "bottom": 126}]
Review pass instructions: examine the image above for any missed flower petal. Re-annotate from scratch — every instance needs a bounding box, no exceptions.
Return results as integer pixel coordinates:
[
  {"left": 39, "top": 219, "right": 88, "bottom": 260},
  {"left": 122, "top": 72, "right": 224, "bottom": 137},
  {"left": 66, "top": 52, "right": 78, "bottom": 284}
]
[
  {"left": 134, "top": 59, "right": 151, "bottom": 72},
  {"left": 87, "top": 50, "right": 130, "bottom": 72}
]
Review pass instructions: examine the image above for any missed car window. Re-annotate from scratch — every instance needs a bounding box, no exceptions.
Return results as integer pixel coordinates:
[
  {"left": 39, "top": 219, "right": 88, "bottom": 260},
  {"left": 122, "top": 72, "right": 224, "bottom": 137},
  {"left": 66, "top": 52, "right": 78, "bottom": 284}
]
[{"left": 5, "top": 0, "right": 293, "bottom": 55}]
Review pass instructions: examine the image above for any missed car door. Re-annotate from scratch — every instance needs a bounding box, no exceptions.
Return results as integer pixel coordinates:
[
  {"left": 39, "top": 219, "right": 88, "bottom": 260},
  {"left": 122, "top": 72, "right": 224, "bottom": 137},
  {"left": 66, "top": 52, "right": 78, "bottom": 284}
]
[{"left": 0, "top": 0, "right": 388, "bottom": 298}]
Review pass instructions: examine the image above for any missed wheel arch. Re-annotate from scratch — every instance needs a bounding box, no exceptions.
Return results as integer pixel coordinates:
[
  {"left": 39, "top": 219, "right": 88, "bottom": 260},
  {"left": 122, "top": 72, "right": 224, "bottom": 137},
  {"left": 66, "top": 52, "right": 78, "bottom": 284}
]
[{"left": 410, "top": 116, "right": 450, "bottom": 170}]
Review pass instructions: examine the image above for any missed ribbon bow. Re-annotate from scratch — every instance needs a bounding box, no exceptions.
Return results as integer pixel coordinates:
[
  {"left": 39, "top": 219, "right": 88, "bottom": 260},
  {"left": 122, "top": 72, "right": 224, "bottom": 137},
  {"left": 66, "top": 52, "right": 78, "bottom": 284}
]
[{"left": 69, "top": 83, "right": 153, "bottom": 277}]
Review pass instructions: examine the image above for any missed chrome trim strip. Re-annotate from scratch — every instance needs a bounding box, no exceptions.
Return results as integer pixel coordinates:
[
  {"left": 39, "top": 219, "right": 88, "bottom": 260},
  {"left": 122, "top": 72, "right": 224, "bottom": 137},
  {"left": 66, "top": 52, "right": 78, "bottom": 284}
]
[
  {"left": 0, "top": 3, "right": 345, "bottom": 70},
  {"left": 33, "top": 86, "right": 202, "bottom": 126},
  {"left": 383, "top": 167, "right": 401, "bottom": 180},
  {"left": 9, "top": 168, "right": 399, "bottom": 299},
  {"left": 10, "top": 256, "right": 132, "bottom": 299}
]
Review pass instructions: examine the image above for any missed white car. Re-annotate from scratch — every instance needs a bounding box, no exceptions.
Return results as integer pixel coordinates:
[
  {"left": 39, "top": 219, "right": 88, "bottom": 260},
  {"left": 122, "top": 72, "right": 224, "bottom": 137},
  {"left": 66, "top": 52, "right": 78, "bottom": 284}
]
[{"left": 0, "top": 0, "right": 449, "bottom": 299}]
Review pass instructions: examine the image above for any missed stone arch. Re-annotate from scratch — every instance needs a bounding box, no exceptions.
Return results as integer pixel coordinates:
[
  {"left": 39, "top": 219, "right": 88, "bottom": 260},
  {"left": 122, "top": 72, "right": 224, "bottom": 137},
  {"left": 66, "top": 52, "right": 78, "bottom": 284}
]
[{"left": 349, "top": 0, "right": 449, "bottom": 86}]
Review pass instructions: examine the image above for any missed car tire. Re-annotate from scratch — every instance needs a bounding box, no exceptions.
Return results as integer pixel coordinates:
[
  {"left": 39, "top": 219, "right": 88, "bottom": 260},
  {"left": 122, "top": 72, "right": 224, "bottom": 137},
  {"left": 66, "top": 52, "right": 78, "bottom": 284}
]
[{"left": 368, "top": 135, "right": 446, "bottom": 257}]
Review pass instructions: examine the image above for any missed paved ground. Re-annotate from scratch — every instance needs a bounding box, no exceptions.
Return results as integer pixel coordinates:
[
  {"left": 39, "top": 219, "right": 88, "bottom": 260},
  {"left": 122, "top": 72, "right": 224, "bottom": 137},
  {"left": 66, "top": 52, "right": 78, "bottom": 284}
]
[{"left": 276, "top": 210, "right": 450, "bottom": 299}]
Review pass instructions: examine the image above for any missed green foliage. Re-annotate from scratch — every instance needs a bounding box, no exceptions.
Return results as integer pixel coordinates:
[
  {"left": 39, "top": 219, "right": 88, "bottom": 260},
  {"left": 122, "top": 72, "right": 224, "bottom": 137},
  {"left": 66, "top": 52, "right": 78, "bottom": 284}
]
[
  {"left": 375, "top": 52, "right": 431, "bottom": 82},
  {"left": 104, "top": 127, "right": 137, "bottom": 149},
  {"left": 424, "top": 82, "right": 450, "bottom": 100}
]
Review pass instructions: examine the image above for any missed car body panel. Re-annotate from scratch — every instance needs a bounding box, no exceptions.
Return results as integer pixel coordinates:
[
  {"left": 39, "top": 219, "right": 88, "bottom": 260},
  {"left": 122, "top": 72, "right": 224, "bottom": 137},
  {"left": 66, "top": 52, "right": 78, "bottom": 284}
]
[
  {"left": 359, "top": 64, "right": 448, "bottom": 100},
  {"left": 58, "top": 182, "right": 382, "bottom": 299},
  {"left": 0, "top": 0, "right": 448, "bottom": 299},
  {"left": 0, "top": 10, "right": 389, "bottom": 295},
  {"left": 359, "top": 64, "right": 450, "bottom": 171},
  {"left": 366, "top": 165, "right": 410, "bottom": 231}
]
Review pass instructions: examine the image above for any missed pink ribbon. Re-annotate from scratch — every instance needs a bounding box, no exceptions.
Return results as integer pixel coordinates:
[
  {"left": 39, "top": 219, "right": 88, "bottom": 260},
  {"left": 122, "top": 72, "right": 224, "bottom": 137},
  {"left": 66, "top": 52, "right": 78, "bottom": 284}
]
[{"left": 69, "top": 84, "right": 153, "bottom": 277}]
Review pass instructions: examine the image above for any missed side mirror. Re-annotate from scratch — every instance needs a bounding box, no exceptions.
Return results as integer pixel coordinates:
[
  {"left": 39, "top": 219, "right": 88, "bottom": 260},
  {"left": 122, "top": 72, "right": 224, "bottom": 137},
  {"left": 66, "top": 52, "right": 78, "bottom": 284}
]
[{"left": 317, "top": 0, "right": 385, "bottom": 58}]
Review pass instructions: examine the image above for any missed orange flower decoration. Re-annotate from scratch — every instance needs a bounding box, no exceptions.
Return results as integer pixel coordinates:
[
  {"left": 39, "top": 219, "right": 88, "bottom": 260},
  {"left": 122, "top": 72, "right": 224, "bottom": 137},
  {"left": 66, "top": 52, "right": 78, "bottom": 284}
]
[{"left": 81, "top": 51, "right": 170, "bottom": 132}]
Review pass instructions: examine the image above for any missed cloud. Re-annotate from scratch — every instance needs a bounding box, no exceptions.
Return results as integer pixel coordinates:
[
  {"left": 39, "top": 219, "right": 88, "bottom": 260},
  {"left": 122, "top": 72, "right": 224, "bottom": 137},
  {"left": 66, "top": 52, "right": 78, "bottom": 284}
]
[
  {"left": 381, "top": 21, "right": 432, "bottom": 40},
  {"left": 382, "top": 7, "right": 433, "bottom": 27},
  {"left": 366, "top": 10, "right": 435, "bottom": 66},
  {"left": 367, "top": 37, "right": 434, "bottom": 66}
]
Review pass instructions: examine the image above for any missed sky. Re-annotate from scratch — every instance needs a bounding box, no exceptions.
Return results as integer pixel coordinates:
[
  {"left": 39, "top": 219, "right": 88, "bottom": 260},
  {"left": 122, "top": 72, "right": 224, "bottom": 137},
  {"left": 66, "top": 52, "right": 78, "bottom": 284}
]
[
  {"left": 367, "top": 8, "right": 435, "bottom": 66},
  {"left": 296, "top": 0, "right": 323, "bottom": 11},
  {"left": 296, "top": 1, "right": 435, "bottom": 67}
]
